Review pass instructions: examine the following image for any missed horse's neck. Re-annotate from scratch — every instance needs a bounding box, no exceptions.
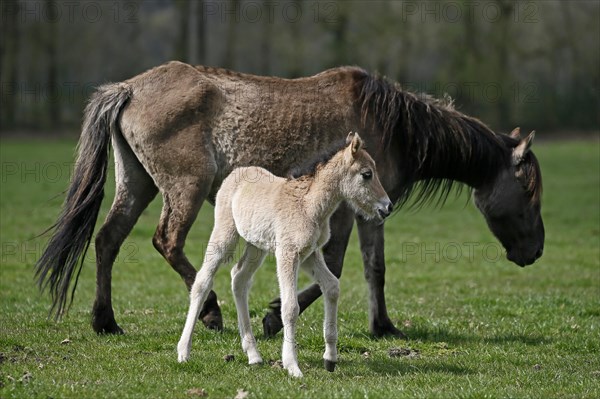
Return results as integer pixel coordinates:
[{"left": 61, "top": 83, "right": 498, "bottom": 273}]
[{"left": 394, "top": 117, "right": 509, "bottom": 189}]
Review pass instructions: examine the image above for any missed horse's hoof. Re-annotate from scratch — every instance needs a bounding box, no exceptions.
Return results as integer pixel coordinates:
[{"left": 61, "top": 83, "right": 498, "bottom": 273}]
[
  {"left": 201, "top": 311, "right": 223, "bottom": 331},
  {"left": 262, "top": 312, "right": 283, "bottom": 338},
  {"left": 103, "top": 324, "right": 125, "bottom": 335},
  {"left": 372, "top": 322, "right": 407, "bottom": 339},
  {"left": 92, "top": 316, "right": 125, "bottom": 335},
  {"left": 324, "top": 359, "right": 337, "bottom": 372}
]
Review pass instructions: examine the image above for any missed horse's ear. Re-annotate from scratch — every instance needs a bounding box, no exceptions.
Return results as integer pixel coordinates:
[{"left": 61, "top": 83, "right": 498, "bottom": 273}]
[
  {"left": 509, "top": 127, "right": 521, "bottom": 139},
  {"left": 512, "top": 130, "right": 535, "bottom": 165}
]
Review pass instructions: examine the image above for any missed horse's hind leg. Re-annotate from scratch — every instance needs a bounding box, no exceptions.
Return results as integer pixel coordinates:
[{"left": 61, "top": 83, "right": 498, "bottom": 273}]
[
  {"left": 93, "top": 132, "right": 158, "bottom": 334},
  {"left": 152, "top": 145, "right": 223, "bottom": 330},
  {"left": 301, "top": 252, "right": 340, "bottom": 372},
  {"left": 231, "top": 244, "right": 267, "bottom": 365}
]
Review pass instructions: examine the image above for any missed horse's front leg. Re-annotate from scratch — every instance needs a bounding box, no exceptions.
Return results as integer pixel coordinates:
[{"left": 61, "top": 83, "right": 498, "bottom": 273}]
[
  {"left": 356, "top": 218, "right": 406, "bottom": 338},
  {"left": 262, "top": 204, "right": 354, "bottom": 337}
]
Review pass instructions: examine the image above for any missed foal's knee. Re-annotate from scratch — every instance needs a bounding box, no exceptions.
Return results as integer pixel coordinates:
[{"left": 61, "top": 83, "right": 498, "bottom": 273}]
[
  {"left": 324, "top": 279, "right": 340, "bottom": 302},
  {"left": 281, "top": 301, "right": 300, "bottom": 324}
]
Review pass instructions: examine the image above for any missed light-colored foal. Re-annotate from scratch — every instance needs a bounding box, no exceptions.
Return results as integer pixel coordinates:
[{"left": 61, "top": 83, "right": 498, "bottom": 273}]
[{"left": 177, "top": 133, "right": 392, "bottom": 377}]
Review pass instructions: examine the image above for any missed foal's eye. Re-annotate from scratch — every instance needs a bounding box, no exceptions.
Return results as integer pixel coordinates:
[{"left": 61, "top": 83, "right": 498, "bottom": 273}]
[{"left": 361, "top": 170, "right": 373, "bottom": 180}]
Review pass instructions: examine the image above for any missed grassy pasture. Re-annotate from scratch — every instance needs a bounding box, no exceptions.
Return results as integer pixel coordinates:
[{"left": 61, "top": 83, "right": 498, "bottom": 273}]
[{"left": 0, "top": 137, "right": 599, "bottom": 398}]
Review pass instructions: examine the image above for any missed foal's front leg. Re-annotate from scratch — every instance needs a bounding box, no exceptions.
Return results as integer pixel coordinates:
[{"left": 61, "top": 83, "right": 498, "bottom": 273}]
[
  {"left": 276, "top": 249, "right": 302, "bottom": 378},
  {"left": 262, "top": 204, "right": 354, "bottom": 337},
  {"left": 302, "top": 252, "right": 340, "bottom": 372}
]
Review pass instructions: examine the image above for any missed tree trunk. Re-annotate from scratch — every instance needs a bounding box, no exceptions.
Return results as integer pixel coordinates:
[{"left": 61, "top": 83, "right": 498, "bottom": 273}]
[
  {"left": 46, "top": 0, "right": 59, "bottom": 129},
  {"left": 260, "top": 0, "right": 273, "bottom": 75},
  {"left": 287, "top": 0, "right": 304, "bottom": 78},
  {"left": 223, "top": 0, "right": 240, "bottom": 69},
  {"left": 174, "top": 0, "right": 189, "bottom": 61},
  {"left": 495, "top": 0, "right": 514, "bottom": 128},
  {"left": 0, "top": 0, "right": 20, "bottom": 130},
  {"left": 188, "top": 0, "right": 205, "bottom": 65}
]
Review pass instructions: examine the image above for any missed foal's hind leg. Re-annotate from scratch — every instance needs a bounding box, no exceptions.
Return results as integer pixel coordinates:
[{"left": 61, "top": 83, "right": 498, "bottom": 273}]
[
  {"left": 231, "top": 244, "right": 267, "bottom": 365},
  {"left": 178, "top": 202, "right": 239, "bottom": 362},
  {"left": 93, "top": 132, "right": 158, "bottom": 334}
]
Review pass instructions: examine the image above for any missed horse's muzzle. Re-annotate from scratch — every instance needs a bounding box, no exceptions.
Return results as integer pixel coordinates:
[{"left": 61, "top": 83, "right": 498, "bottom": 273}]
[
  {"left": 507, "top": 246, "right": 543, "bottom": 267},
  {"left": 377, "top": 201, "right": 394, "bottom": 219}
]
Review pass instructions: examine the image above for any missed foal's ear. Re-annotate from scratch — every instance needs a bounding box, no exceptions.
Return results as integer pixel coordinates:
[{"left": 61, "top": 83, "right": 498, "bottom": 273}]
[
  {"left": 512, "top": 130, "right": 535, "bottom": 165},
  {"left": 346, "top": 132, "right": 363, "bottom": 156}
]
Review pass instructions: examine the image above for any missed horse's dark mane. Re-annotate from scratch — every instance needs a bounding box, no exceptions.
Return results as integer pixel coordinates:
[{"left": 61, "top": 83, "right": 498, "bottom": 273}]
[
  {"left": 287, "top": 139, "right": 348, "bottom": 179},
  {"left": 356, "top": 72, "right": 512, "bottom": 207}
]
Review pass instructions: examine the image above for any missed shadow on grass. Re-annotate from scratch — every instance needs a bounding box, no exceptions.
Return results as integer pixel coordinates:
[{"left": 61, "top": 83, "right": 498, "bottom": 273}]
[
  {"left": 302, "top": 357, "right": 474, "bottom": 376},
  {"left": 365, "top": 358, "right": 474, "bottom": 376},
  {"left": 375, "top": 325, "right": 550, "bottom": 346}
]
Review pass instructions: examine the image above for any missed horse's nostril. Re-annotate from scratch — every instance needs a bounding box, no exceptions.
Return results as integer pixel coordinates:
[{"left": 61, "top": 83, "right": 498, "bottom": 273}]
[
  {"left": 378, "top": 208, "right": 390, "bottom": 219},
  {"left": 387, "top": 203, "right": 394, "bottom": 214}
]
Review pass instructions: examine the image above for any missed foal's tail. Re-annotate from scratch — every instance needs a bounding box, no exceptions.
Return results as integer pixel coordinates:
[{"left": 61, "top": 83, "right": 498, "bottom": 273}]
[{"left": 35, "top": 82, "right": 132, "bottom": 319}]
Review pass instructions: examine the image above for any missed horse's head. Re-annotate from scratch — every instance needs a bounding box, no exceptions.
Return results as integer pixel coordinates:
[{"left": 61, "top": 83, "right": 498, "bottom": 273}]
[
  {"left": 473, "top": 128, "right": 544, "bottom": 266},
  {"left": 340, "top": 132, "right": 393, "bottom": 222}
]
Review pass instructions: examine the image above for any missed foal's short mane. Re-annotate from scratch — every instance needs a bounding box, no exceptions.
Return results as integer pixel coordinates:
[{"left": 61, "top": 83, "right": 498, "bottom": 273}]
[
  {"left": 355, "top": 72, "right": 513, "bottom": 208},
  {"left": 287, "top": 139, "right": 348, "bottom": 179}
]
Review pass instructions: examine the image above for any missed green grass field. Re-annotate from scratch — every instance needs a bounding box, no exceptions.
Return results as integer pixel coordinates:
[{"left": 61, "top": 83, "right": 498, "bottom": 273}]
[{"left": 1, "top": 137, "right": 599, "bottom": 398}]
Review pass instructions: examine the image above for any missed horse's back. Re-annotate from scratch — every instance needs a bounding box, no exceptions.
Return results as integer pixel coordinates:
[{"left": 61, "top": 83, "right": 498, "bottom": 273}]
[{"left": 115, "top": 61, "right": 365, "bottom": 200}]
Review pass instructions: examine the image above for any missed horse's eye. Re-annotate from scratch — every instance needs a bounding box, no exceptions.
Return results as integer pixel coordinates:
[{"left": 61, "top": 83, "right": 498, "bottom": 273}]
[{"left": 361, "top": 170, "right": 373, "bottom": 180}]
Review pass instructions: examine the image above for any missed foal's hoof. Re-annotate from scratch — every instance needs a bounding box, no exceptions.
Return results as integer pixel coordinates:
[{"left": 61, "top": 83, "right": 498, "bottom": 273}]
[
  {"left": 324, "top": 359, "right": 337, "bottom": 372},
  {"left": 262, "top": 312, "right": 283, "bottom": 338},
  {"left": 200, "top": 310, "right": 223, "bottom": 331}
]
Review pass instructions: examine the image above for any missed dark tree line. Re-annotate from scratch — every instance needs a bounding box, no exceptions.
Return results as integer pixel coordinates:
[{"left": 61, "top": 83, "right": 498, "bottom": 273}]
[{"left": 1, "top": 0, "right": 598, "bottom": 133}]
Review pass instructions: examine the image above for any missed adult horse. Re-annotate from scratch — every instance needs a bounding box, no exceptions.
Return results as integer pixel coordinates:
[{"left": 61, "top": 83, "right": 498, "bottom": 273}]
[{"left": 35, "top": 61, "right": 544, "bottom": 337}]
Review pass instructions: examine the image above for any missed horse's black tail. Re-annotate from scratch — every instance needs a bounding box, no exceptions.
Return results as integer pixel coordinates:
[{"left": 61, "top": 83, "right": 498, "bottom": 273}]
[{"left": 35, "top": 82, "right": 132, "bottom": 319}]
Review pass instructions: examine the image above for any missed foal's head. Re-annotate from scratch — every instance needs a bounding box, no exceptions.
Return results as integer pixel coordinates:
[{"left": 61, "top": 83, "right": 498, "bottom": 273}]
[
  {"left": 337, "top": 132, "right": 393, "bottom": 222},
  {"left": 473, "top": 128, "right": 544, "bottom": 266}
]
